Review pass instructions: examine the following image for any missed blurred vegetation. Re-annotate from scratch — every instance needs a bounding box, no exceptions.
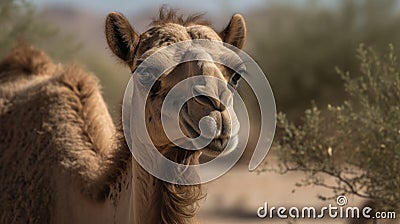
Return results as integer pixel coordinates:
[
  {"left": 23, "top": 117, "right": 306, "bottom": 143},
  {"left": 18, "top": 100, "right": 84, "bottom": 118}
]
[
  {"left": 248, "top": 0, "right": 400, "bottom": 120},
  {"left": 0, "top": 0, "right": 85, "bottom": 60},
  {"left": 274, "top": 44, "right": 400, "bottom": 211},
  {"left": 0, "top": 0, "right": 128, "bottom": 118},
  {"left": 0, "top": 0, "right": 54, "bottom": 56}
]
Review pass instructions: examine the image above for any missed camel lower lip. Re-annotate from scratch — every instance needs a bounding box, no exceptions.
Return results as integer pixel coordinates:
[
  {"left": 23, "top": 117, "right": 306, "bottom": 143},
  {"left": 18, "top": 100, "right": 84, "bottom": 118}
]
[
  {"left": 207, "top": 138, "right": 228, "bottom": 151},
  {"left": 179, "top": 117, "right": 229, "bottom": 151}
]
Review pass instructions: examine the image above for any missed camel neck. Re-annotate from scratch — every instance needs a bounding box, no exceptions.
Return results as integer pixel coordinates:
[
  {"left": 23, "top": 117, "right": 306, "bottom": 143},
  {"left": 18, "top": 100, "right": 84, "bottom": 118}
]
[
  {"left": 130, "top": 146, "right": 203, "bottom": 224},
  {"left": 131, "top": 160, "right": 163, "bottom": 224}
]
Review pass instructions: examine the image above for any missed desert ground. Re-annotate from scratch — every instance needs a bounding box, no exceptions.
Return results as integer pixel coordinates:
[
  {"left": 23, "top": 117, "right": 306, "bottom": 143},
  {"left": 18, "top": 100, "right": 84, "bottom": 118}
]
[{"left": 198, "top": 155, "right": 368, "bottom": 224}]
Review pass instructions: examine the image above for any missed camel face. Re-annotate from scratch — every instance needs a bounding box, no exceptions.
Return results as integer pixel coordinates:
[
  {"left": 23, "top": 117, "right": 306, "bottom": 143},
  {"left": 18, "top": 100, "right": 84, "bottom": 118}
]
[
  {"left": 143, "top": 56, "right": 242, "bottom": 157},
  {"left": 106, "top": 9, "right": 246, "bottom": 158}
]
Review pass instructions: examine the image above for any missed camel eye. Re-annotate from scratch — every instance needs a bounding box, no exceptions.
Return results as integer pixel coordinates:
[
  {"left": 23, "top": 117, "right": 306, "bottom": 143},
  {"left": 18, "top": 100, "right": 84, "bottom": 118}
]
[
  {"left": 140, "top": 70, "right": 155, "bottom": 84},
  {"left": 230, "top": 72, "right": 241, "bottom": 86},
  {"left": 136, "top": 66, "right": 157, "bottom": 85}
]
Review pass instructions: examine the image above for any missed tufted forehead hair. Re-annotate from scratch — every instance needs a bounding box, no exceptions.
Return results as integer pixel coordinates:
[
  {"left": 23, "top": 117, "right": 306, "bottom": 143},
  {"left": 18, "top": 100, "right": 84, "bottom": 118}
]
[
  {"left": 136, "top": 25, "right": 222, "bottom": 61},
  {"left": 150, "top": 6, "right": 210, "bottom": 27},
  {"left": 105, "top": 7, "right": 246, "bottom": 69}
]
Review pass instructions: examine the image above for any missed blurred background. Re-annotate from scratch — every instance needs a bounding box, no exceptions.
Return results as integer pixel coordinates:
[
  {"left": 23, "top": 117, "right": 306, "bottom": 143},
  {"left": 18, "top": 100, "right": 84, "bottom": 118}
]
[{"left": 1, "top": 0, "right": 399, "bottom": 223}]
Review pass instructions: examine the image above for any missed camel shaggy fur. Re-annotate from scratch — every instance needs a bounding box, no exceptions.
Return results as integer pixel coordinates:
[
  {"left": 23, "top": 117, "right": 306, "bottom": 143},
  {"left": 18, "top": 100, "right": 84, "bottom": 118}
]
[
  {"left": 0, "top": 44, "right": 131, "bottom": 223},
  {"left": 0, "top": 8, "right": 246, "bottom": 224}
]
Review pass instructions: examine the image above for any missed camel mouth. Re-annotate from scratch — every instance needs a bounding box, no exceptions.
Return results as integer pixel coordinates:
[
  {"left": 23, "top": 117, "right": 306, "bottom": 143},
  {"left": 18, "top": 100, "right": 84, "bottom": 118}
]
[
  {"left": 205, "top": 134, "right": 239, "bottom": 156},
  {"left": 179, "top": 108, "right": 238, "bottom": 156},
  {"left": 205, "top": 136, "right": 229, "bottom": 152}
]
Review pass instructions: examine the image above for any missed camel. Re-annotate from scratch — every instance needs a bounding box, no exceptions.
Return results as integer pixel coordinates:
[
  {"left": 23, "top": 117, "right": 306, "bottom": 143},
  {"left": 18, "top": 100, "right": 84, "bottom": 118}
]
[{"left": 0, "top": 8, "right": 246, "bottom": 224}]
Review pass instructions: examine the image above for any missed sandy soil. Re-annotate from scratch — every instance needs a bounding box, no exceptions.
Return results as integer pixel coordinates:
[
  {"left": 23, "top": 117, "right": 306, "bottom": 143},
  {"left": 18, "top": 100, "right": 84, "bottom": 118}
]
[{"left": 197, "top": 158, "right": 373, "bottom": 224}]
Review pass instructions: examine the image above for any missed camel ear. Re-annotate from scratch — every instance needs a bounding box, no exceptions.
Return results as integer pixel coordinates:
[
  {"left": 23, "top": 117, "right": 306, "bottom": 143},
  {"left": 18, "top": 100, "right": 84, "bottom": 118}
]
[
  {"left": 105, "top": 12, "right": 139, "bottom": 66},
  {"left": 220, "top": 14, "right": 247, "bottom": 49}
]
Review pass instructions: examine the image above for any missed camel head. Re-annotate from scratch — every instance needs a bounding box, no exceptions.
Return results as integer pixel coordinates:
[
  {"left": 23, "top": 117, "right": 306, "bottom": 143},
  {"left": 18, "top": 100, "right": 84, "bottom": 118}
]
[{"left": 105, "top": 9, "right": 246, "bottom": 159}]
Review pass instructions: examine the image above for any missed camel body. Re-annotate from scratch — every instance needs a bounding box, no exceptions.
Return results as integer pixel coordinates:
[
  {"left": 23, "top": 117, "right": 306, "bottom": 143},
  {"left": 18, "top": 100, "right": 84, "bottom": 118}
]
[{"left": 0, "top": 45, "right": 134, "bottom": 223}]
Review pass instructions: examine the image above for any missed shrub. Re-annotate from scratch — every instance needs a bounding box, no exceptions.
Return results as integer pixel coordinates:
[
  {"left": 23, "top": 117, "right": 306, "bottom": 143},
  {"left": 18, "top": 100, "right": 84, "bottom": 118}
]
[{"left": 273, "top": 44, "right": 400, "bottom": 211}]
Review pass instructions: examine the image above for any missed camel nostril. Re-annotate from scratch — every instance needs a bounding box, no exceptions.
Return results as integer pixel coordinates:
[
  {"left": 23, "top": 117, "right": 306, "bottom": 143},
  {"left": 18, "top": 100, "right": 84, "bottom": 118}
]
[
  {"left": 192, "top": 84, "right": 230, "bottom": 111},
  {"left": 194, "top": 95, "right": 214, "bottom": 107},
  {"left": 193, "top": 85, "right": 222, "bottom": 110},
  {"left": 193, "top": 95, "right": 225, "bottom": 111}
]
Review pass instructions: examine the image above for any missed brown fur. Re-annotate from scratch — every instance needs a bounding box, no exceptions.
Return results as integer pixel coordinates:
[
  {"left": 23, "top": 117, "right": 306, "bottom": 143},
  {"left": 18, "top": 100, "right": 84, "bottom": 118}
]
[
  {"left": 0, "top": 44, "right": 131, "bottom": 223},
  {"left": 150, "top": 6, "right": 210, "bottom": 27},
  {"left": 0, "top": 43, "right": 54, "bottom": 77},
  {"left": 160, "top": 149, "right": 204, "bottom": 224}
]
